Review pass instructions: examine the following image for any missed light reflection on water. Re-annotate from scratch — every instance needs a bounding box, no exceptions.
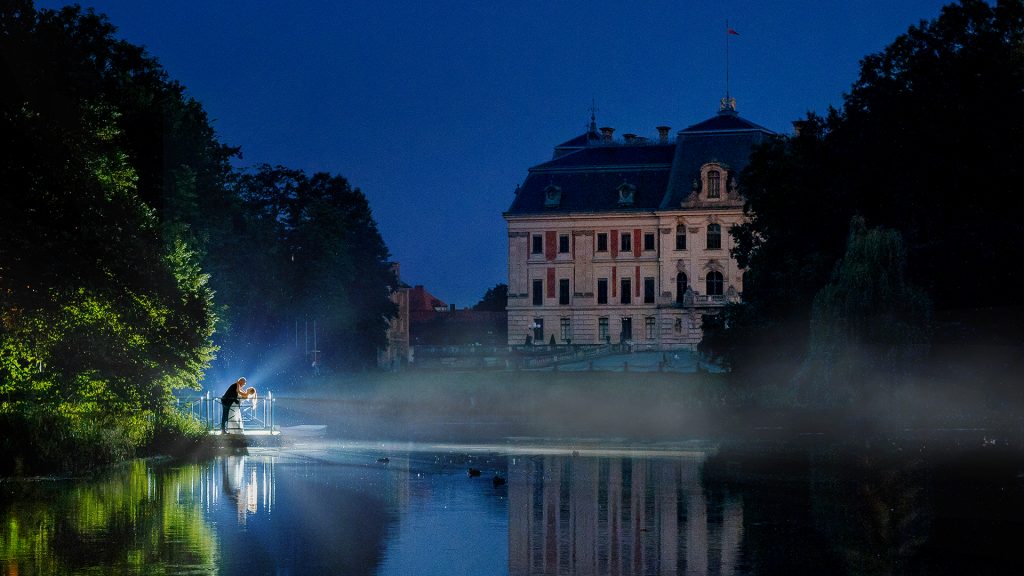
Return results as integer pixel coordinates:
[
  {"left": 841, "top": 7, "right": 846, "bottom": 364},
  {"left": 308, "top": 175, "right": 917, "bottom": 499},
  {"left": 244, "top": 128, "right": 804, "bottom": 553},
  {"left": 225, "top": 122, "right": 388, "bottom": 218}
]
[{"left": 2, "top": 442, "right": 1022, "bottom": 575}]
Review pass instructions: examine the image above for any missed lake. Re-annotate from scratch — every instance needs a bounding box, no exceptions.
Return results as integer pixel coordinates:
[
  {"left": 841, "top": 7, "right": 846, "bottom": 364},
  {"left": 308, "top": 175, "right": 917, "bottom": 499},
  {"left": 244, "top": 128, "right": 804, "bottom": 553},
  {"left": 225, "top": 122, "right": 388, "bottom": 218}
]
[{"left": 2, "top": 435, "right": 1022, "bottom": 575}]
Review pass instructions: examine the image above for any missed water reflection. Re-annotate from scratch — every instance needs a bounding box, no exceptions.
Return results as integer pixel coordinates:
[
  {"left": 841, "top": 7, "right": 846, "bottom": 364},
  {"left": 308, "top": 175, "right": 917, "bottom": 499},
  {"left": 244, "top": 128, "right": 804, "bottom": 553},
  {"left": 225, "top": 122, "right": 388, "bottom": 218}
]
[
  {"left": 508, "top": 453, "right": 743, "bottom": 576},
  {"left": 0, "top": 460, "right": 218, "bottom": 575},
  {"left": 220, "top": 455, "right": 274, "bottom": 523},
  {"left": 3, "top": 443, "right": 1022, "bottom": 575}
]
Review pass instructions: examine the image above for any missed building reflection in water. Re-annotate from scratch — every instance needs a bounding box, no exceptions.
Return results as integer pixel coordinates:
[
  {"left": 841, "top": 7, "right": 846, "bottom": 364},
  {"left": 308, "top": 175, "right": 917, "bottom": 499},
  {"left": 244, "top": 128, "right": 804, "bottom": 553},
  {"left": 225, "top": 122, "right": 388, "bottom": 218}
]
[{"left": 509, "top": 453, "right": 742, "bottom": 576}]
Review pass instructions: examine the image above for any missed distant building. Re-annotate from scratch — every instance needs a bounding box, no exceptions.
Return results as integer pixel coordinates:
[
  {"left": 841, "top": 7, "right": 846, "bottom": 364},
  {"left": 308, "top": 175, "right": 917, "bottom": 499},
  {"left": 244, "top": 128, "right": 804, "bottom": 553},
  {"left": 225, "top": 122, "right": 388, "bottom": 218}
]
[
  {"left": 408, "top": 285, "right": 448, "bottom": 325},
  {"left": 505, "top": 99, "right": 774, "bottom": 348},
  {"left": 378, "top": 263, "right": 410, "bottom": 369},
  {"left": 407, "top": 284, "right": 507, "bottom": 346}
]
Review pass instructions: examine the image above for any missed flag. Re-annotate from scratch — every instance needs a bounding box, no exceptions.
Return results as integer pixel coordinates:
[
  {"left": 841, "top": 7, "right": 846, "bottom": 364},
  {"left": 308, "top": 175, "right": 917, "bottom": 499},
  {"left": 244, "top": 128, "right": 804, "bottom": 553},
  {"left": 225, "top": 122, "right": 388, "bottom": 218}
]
[{"left": 727, "top": 27, "right": 739, "bottom": 36}]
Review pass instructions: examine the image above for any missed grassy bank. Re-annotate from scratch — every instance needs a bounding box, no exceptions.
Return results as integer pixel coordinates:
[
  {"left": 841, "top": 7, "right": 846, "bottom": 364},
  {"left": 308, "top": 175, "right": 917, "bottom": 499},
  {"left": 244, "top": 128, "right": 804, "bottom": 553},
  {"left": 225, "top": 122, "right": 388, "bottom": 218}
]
[{"left": 0, "top": 406, "right": 215, "bottom": 477}]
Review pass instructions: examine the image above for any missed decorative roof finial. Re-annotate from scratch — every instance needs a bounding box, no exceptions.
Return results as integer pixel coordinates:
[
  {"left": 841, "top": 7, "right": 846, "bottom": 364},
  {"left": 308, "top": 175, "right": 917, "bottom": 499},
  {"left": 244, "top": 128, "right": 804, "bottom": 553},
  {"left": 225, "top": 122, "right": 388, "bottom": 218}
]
[{"left": 589, "top": 98, "right": 599, "bottom": 134}]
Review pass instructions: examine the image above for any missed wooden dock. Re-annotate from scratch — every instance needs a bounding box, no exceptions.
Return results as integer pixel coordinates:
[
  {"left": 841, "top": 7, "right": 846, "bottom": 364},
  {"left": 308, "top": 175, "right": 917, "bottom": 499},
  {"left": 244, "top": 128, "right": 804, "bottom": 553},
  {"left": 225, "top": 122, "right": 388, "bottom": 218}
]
[{"left": 209, "top": 428, "right": 283, "bottom": 447}]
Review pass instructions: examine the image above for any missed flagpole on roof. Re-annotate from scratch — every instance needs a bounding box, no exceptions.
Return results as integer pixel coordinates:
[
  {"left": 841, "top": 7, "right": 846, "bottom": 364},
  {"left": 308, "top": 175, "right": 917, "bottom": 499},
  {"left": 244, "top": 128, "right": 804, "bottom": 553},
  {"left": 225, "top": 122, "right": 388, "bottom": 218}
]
[
  {"left": 723, "top": 20, "right": 739, "bottom": 112},
  {"left": 726, "top": 19, "right": 730, "bottom": 103}
]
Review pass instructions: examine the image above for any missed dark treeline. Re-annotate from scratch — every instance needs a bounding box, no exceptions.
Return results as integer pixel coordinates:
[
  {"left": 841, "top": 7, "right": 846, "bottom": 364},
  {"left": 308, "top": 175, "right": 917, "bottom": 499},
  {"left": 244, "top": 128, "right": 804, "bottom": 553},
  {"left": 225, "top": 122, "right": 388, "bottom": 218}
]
[
  {"left": 703, "top": 0, "right": 1024, "bottom": 401},
  {"left": 0, "top": 2, "right": 395, "bottom": 473},
  {"left": 224, "top": 166, "right": 396, "bottom": 371}
]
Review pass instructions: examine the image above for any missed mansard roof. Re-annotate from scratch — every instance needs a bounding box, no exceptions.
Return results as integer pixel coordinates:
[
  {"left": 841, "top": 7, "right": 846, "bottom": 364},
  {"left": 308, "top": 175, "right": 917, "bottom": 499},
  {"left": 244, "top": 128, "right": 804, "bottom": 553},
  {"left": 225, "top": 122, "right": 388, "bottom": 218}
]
[
  {"left": 506, "top": 107, "right": 776, "bottom": 217},
  {"left": 508, "top": 145, "right": 673, "bottom": 214},
  {"left": 534, "top": 142, "right": 675, "bottom": 171},
  {"left": 680, "top": 110, "right": 772, "bottom": 134},
  {"left": 661, "top": 111, "right": 774, "bottom": 209}
]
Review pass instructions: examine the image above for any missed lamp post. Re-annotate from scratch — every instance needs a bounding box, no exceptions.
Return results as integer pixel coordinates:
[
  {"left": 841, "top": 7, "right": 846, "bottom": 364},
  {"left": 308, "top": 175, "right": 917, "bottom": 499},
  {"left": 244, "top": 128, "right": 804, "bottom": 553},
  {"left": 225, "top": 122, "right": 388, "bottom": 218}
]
[{"left": 528, "top": 321, "right": 540, "bottom": 345}]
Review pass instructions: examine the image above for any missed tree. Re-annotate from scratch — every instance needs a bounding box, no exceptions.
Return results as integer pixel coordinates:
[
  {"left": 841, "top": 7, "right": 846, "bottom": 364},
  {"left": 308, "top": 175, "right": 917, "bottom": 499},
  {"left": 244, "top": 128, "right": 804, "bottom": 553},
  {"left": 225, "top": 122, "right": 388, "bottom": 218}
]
[
  {"left": 833, "top": 0, "right": 1024, "bottom": 311},
  {"left": 802, "top": 217, "right": 932, "bottom": 401},
  {"left": 473, "top": 284, "right": 508, "bottom": 311},
  {"left": 702, "top": 114, "right": 850, "bottom": 372},
  {"left": 1, "top": 3, "right": 219, "bottom": 472},
  {"left": 705, "top": 0, "right": 1024, "bottom": 373},
  {"left": 227, "top": 165, "right": 397, "bottom": 371}
]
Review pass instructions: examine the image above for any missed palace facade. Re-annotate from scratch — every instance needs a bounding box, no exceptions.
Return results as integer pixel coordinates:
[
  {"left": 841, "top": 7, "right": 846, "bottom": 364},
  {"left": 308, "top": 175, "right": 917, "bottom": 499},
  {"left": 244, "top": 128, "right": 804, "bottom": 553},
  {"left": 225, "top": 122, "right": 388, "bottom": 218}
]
[{"left": 505, "top": 101, "right": 773, "bottom": 348}]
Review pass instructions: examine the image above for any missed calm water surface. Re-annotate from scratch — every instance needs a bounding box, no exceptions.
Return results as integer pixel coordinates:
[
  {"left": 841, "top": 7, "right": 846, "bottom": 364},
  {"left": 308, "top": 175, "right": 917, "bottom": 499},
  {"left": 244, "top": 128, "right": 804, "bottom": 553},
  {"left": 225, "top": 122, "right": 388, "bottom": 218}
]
[{"left": 2, "top": 438, "right": 1022, "bottom": 575}]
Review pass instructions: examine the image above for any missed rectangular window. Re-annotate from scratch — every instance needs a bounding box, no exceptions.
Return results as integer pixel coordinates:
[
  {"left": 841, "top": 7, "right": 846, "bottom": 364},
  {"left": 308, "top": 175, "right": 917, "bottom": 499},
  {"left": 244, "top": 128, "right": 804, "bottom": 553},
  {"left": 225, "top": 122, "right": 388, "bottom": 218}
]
[
  {"left": 707, "top": 224, "right": 722, "bottom": 250},
  {"left": 558, "top": 234, "right": 570, "bottom": 254},
  {"left": 598, "top": 317, "right": 609, "bottom": 342},
  {"left": 644, "top": 233, "right": 655, "bottom": 251},
  {"left": 597, "top": 278, "right": 608, "bottom": 304},
  {"left": 532, "top": 318, "right": 544, "bottom": 342},
  {"left": 645, "top": 316, "right": 655, "bottom": 339},
  {"left": 620, "top": 232, "right": 632, "bottom": 253},
  {"left": 596, "top": 233, "right": 608, "bottom": 252},
  {"left": 644, "top": 277, "right": 655, "bottom": 304},
  {"left": 558, "top": 278, "right": 570, "bottom": 305},
  {"left": 560, "top": 317, "right": 571, "bottom": 342},
  {"left": 531, "top": 235, "right": 543, "bottom": 254},
  {"left": 676, "top": 227, "right": 686, "bottom": 250},
  {"left": 621, "top": 317, "right": 633, "bottom": 341},
  {"left": 620, "top": 277, "right": 632, "bottom": 304},
  {"left": 708, "top": 170, "right": 721, "bottom": 198},
  {"left": 532, "top": 279, "right": 543, "bottom": 306}
]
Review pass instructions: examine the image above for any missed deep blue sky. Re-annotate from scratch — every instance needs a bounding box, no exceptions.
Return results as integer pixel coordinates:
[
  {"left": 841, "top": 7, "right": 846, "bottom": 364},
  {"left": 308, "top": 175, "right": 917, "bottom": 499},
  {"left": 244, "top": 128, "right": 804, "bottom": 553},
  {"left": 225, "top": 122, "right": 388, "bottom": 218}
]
[{"left": 40, "top": 0, "right": 952, "bottom": 306}]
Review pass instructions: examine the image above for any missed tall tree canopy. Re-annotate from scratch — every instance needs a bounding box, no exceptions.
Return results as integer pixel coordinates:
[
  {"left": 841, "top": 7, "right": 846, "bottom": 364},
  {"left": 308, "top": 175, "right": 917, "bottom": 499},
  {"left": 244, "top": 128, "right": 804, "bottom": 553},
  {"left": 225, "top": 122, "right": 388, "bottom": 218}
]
[
  {"left": 225, "top": 165, "right": 397, "bottom": 371},
  {"left": 1, "top": 2, "right": 223, "bottom": 470},
  {"left": 708, "top": 0, "right": 1024, "bottom": 373}
]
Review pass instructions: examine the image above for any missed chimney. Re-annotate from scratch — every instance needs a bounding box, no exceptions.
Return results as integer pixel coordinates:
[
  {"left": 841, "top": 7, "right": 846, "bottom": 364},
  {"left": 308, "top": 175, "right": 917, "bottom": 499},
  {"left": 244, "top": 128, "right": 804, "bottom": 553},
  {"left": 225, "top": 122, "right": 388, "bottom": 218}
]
[
  {"left": 599, "top": 126, "right": 615, "bottom": 142},
  {"left": 449, "top": 303, "right": 456, "bottom": 312},
  {"left": 623, "top": 133, "right": 637, "bottom": 144},
  {"left": 656, "top": 126, "right": 671, "bottom": 142}
]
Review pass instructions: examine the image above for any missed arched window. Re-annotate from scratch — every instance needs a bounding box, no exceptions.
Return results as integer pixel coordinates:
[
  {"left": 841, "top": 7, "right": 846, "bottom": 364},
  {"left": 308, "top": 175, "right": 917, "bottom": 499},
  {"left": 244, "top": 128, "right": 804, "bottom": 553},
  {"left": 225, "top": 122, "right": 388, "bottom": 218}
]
[
  {"left": 676, "top": 272, "right": 688, "bottom": 303},
  {"left": 706, "top": 223, "right": 721, "bottom": 250},
  {"left": 707, "top": 170, "right": 721, "bottom": 198},
  {"left": 706, "top": 271, "right": 724, "bottom": 296}
]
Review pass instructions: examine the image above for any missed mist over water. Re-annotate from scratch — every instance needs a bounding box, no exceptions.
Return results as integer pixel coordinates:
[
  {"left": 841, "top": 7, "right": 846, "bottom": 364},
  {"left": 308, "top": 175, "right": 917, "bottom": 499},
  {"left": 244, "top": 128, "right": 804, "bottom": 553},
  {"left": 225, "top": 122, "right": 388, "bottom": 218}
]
[{"left": 153, "top": 346, "right": 1024, "bottom": 574}]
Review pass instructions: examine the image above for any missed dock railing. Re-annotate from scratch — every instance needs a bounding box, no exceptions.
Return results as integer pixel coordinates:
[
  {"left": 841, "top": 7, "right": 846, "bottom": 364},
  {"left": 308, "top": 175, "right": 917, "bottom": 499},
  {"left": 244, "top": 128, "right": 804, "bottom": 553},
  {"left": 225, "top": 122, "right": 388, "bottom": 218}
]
[{"left": 181, "top": 390, "right": 277, "bottom": 432}]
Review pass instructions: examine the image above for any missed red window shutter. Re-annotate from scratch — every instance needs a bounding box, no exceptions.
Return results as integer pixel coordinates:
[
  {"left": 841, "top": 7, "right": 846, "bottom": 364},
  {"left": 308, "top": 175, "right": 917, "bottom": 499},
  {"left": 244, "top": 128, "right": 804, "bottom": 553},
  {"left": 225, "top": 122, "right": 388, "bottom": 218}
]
[
  {"left": 547, "top": 268, "right": 555, "bottom": 298},
  {"left": 612, "top": 267, "right": 617, "bottom": 297},
  {"left": 633, "top": 228, "right": 642, "bottom": 257},
  {"left": 635, "top": 266, "right": 641, "bottom": 296},
  {"left": 610, "top": 230, "right": 619, "bottom": 259},
  {"left": 545, "top": 231, "right": 556, "bottom": 261}
]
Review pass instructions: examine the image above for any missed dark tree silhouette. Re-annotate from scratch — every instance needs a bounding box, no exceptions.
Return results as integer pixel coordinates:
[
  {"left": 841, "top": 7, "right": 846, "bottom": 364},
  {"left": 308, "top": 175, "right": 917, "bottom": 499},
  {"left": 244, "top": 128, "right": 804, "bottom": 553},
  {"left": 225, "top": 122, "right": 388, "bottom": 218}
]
[
  {"left": 228, "top": 165, "right": 397, "bottom": 371},
  {"left": 473, "top": 284, "right": 508, "bottom": 312},
  {"left": 705, "top": 0, "right": 1024, "bottom": 372}
]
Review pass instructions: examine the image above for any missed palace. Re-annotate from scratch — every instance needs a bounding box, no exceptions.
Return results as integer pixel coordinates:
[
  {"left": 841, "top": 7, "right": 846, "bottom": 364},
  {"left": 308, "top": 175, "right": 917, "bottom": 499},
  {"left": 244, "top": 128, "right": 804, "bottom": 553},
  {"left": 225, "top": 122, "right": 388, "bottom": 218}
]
[{"left": 504, "top": 100, "right": 773, "bottom": 348}]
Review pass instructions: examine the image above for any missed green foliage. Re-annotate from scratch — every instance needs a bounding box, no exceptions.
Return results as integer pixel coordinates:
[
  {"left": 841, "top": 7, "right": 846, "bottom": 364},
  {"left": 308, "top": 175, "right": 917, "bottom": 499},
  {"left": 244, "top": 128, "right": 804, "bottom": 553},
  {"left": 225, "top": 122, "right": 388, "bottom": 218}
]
[
  {"left": 801, "top": 218, "right": 932, "bottom": 400},
  {"left": 0, "top": 460, "right": 218, "bottom": 573},
  {"left": 1, "top": 3, "right": 218, "bottom": 473}
]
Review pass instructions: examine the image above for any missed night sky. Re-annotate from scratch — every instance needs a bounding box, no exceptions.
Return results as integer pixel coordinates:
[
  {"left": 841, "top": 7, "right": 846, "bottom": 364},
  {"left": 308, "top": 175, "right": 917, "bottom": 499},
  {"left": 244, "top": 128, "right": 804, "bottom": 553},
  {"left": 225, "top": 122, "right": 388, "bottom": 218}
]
[{"left": 39, "top": 0, "right": 950, "bottom": 306}]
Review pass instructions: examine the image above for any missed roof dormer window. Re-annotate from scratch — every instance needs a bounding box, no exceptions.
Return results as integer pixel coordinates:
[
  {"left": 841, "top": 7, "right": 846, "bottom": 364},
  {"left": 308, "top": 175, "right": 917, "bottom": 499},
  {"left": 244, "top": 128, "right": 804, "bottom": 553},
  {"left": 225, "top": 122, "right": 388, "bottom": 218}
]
[
  {"left": 544, "top": 184, "right": 562, "bottom": 207},
  {"left": 699, "top": 163, "right": 728, "bottom": 201},
  {"left": 617, "top": 181, "right": 636, "bottom": 206},
  {"left": 707, "top": 170, "right": 721, "bottom": 198}
]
